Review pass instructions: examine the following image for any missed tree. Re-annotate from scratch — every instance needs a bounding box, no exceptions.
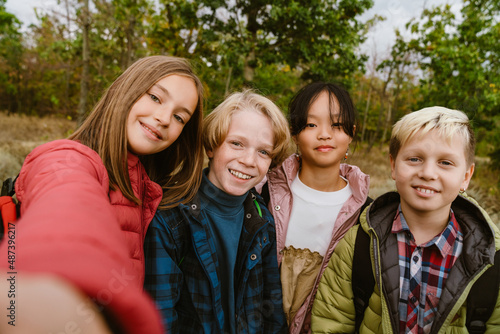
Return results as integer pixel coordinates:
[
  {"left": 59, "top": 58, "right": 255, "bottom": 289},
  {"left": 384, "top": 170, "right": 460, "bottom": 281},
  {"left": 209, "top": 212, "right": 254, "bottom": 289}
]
[
  {"left": 0, "top": 0, "right": 23, "bottom": 113},
  {"left": 149, "top": 0, "right": 373, "bottom": 106},
  {"left": 403, "top": 0, "right": 500, "bottom": 160},
  {"left": 77, "top": 0, "right": 90, "bottom": 123},
  {"left": 199, "top": 0, "right": 373, "bottom": 85}
]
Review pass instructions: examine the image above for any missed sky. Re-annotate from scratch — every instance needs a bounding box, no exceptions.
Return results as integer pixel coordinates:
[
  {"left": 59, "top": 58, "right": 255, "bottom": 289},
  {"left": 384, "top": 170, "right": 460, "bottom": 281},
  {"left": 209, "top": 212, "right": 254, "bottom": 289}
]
[
  {"left": 358, "top": 0, "right": 463, "bottom": 64},
  {"left": 5, "top": 0, "right": 463, "bottom": 62}
]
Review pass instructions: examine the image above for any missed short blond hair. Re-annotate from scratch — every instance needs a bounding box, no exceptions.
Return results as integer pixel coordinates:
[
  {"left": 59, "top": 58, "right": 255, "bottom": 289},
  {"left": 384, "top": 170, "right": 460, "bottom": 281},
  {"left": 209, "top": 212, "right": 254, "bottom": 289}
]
[
  {"left": 390, "top": 106, "right": 475, "bottom": 166},
  {"left": 203, "top": 90, "right": 290, "bottom": 169}
]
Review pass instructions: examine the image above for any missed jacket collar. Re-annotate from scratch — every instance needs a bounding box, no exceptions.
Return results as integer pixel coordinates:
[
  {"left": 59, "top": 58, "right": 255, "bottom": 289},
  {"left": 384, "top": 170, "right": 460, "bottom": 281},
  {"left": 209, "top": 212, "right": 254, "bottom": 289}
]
[
  {"left": 364, "top": 191, "right": 497, "bottom": 273},
  {"left": 270, "top": 154, "right": 370, "bottom": 204},
  {"left": 127, "top": 151, "right": 140, "bottom": 169}
]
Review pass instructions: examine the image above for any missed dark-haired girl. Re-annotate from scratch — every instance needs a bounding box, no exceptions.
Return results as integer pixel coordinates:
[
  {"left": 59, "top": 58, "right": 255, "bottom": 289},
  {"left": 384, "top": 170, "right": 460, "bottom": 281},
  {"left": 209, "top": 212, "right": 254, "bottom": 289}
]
[{"left": 259, "top": 82, "right": 370, "bottom": 333}]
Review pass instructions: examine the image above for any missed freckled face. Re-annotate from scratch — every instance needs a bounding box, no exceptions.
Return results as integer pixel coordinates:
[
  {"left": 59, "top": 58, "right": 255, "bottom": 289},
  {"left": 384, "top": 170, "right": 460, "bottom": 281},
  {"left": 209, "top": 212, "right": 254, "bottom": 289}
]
[
  {"left": 390, "top": 130, "right": 474, "bottom": 218},
  {"left": 126, "top": 74, "right": 198, "bottom": 156},
  {"left": 207, "top": 109, "right": 274, "bottom": 196}
]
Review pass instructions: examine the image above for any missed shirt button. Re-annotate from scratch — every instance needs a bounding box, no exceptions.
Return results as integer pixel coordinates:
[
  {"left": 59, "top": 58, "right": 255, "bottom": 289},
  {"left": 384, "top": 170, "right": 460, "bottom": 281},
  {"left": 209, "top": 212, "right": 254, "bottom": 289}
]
[
  {"left": 250, "top": 254, "right": 257, "bottom": 260},
  {"left": 246, "top": 213, "right": 252, "bottom": 219},
  {"left": 411, "top": 296, "right": 417, "bottom": 303},
  {"left": 274, "top": 205, "right": 280, "bottom": 211},
  {"left": 191, "top": 204, "right": 197, "bottom": 210},
  {"left": 413, "top": 256, "right": 419, "bottom": 262}
]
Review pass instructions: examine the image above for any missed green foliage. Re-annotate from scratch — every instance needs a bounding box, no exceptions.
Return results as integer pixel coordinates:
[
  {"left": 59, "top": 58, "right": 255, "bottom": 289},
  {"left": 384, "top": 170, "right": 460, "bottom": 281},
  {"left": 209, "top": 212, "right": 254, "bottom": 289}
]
[
  {"left": 146, "top": 0, "right": 373, "bottom": 111},
  {"left": 196, "top": 0, "right": 373, "bottom": 86},
  {"left": 0, "top": 1, "right": 23, "bottom": 113},
  {"left": 403, "top": 0, "right": 500, "bottom": 161},
  {"left": 0, "top": 0, "right": 373, "bottom": 118}
]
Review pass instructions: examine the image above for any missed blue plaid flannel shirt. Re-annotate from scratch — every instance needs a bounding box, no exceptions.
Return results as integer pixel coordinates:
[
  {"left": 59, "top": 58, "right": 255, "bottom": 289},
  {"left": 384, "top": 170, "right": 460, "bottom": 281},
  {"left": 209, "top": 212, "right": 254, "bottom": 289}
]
[{"left": 144, "top": 189, "right": 287, "bottom": 334}]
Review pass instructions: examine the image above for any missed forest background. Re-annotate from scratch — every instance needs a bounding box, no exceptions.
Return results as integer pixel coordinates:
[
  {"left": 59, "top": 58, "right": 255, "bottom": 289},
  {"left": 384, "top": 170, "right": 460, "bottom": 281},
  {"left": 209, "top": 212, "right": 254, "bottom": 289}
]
[{"left": 0, "top": 0, "right": 499, "bottom": 222}]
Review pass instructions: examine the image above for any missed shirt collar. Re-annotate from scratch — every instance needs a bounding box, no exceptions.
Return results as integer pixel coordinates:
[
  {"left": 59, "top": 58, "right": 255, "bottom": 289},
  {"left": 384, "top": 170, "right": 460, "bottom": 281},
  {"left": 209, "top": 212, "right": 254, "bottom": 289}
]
[
  {"left": 198, "top": 168, "right": 247, "bottom": 214},
  {"left": 391, "top": 205, "right": 462, "bottom": 257}
]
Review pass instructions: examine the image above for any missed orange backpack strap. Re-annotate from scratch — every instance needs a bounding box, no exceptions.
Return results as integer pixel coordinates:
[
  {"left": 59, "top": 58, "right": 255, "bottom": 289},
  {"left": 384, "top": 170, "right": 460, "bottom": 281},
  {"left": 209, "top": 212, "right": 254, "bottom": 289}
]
[
  {"left": 1, "top": 176, "right": 18, "bottom": 240},
  {"left": 0, "top": 196, "right": 17, "bottom": 240}
]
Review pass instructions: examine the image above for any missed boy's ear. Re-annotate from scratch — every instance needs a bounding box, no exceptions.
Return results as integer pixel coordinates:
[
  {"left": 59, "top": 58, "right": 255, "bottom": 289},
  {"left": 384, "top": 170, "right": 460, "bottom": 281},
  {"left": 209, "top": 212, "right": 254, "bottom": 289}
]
[
  {"left": 461, "top": 163, "right": 475, "bottom": 191},
  {"left": 390, "top": 154, "right": 396, "bottom": 180},
  {"left": 206, "top": 149, "right": 214, "bottom": 159}
]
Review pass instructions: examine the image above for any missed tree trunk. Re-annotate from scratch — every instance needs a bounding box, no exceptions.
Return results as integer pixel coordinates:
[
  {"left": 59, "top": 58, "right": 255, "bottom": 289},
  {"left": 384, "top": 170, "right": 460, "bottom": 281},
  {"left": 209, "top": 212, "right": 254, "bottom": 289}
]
[
  {"left": 380, "top": 102, "right": 392, "bottom": 147},
  {"left": 243, "top": 49, "right": 255, "bottom": 82},
  {"left": 225, "top": 66, "right": 233, "bottom": 95},
  {"left": 78, "top": 0, "right": 90, "bottom": 125},
  {"left": 361, "top": 80, "right": 373, "bottom": 143}
]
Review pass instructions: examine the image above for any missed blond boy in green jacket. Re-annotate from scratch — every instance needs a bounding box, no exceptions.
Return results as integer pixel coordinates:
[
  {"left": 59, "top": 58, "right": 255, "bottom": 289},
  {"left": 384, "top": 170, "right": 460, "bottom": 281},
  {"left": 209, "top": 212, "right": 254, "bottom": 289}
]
[{"left": 311, "top": 107, "right": 500, "bottom": 333}]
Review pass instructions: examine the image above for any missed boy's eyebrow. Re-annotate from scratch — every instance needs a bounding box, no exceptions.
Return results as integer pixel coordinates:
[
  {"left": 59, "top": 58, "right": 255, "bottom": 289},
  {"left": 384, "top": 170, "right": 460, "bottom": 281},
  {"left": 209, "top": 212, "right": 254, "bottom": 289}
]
[
  {"left": 152, "top": 83, "right": 193, "bottom": 116},
  {"left": 229, "top": 134, "right": 274, "bottom": 150}
]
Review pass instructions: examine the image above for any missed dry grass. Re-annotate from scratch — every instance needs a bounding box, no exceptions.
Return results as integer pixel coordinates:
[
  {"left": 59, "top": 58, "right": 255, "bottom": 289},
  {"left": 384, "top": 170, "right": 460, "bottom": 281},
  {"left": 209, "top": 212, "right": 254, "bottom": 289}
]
[
  {"left": 350, "top": 144, "right": 395, "bottom": 199},
  {"left": 0, "top": 112, "right": 76, "bottom": 180}
]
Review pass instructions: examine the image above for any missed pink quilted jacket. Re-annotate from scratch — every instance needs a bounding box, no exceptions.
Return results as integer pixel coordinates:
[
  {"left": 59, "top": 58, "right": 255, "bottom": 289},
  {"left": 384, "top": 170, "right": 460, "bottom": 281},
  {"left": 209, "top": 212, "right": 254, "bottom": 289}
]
[{"left": 261, "top": 154, "right": 370, "bottom": 334}]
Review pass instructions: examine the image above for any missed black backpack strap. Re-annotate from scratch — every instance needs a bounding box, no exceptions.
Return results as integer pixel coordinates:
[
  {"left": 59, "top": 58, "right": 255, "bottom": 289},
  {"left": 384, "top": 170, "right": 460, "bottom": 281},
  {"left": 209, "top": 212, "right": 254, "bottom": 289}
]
[
  {"left": 1, "top": 175, "right": 18, "bottom": 197},
  {"left": 466, "top": 249, "right": 500, "bottom": 334},
  {"left": 352, "top": 225, "right": 375, "bottom": 333}
]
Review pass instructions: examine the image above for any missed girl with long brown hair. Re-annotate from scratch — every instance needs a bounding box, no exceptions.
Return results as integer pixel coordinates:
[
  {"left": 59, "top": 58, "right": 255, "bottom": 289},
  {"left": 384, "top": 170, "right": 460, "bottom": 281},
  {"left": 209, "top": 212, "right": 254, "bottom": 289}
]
[{"left": 0, "top": 55, "right": 205, "bottom": 334}]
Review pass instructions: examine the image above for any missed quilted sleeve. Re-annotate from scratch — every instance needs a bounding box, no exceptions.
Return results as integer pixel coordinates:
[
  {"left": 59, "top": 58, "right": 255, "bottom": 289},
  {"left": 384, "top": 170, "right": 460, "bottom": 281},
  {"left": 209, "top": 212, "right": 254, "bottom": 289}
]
[
  {"left": 311, "top": 225, "right": 359, "bottom": 334},
  {"left": 0, "top": 140, "right": 164, "bottom": 334}
]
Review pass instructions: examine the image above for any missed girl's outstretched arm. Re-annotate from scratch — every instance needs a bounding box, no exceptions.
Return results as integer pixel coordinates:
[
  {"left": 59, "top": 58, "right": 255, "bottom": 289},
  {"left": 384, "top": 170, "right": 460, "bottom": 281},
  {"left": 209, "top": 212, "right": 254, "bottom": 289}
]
[
  {"left": 0, "top": 274, "right": 112, "bottom": 334},
  {"left": 0, "top": 140, "right": 163, "bottom": 334}
]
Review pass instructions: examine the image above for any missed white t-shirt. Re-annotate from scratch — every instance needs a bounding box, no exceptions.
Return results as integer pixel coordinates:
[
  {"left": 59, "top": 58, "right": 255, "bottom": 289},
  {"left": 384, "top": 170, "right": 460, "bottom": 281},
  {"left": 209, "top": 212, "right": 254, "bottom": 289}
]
[{"left": 285, "top": 175, "right": 353, "bottom": 256}]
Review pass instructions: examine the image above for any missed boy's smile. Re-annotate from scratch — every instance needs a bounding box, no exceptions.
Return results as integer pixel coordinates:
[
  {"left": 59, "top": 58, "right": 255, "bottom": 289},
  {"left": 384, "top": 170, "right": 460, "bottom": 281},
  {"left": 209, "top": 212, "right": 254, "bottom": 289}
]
[
  {"left": 390, "top": 129, "right": 474, "bottom": 221},
  {"left": 207, "top": 109, "right": 274, "bottom": 196}
]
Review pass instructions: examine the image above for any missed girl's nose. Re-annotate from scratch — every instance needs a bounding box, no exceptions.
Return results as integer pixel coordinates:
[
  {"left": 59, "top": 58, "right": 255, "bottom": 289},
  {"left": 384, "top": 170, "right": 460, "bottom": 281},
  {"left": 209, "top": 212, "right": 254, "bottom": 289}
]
[
  {"left": 318, "top": 124, "right": 333, "bottom": 140},
  {"left": 154, "top": 108, "right": 172, "bottom": 127}
]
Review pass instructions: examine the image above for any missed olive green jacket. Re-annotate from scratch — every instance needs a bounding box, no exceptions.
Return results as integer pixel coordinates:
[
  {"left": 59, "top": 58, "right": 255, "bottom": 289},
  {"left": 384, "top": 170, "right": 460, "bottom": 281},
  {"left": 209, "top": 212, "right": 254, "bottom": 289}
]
[{"left": 311, "top": 192, "right": 500, "bottom": 334}]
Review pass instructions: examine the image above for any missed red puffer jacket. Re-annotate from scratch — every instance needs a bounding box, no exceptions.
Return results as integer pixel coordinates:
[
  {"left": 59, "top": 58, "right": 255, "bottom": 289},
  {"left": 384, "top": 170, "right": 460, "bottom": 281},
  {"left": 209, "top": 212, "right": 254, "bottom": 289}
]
[{"left": 0, "top": 139, "right": 164, "bottom": 333}]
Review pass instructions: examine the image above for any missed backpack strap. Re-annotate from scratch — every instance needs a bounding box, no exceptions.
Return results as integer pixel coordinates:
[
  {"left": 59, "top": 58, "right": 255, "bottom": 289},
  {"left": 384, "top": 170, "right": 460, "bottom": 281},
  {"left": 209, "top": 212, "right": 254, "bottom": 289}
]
[
  {"left": 352, "top": 225, "right": 375, "bottom": 333},
  {"left": 1, "top": 175, "right": 17, "bottom": 197},
  {"left": 0, "top": 176, "right": 19, "bottom": 242},
  {"left": 466, "top": 249, "right": 500, "bottom": 333}
]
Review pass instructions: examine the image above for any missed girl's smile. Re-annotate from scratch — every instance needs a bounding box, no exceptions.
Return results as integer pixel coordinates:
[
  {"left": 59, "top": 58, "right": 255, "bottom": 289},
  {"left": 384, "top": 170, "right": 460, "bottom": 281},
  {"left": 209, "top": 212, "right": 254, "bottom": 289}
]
[
  {"left": 127, "top": 74, "right": 198, "bottom": 155},
  {"left": 139, "top": 121, "right": 163, "bottom": 140}
]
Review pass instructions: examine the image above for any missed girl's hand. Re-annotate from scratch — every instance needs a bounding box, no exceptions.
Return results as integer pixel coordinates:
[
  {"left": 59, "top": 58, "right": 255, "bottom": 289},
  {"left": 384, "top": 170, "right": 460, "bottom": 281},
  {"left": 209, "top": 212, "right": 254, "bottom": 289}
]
[{"left": 0, "top": 273, "right": 112, "bottom": 334}]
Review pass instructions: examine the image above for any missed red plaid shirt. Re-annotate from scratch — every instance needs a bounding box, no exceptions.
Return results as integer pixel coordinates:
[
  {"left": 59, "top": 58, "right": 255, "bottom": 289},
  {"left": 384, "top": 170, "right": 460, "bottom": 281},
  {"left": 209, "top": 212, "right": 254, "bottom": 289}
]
[{"left": 392, "top": 207, "right": 463, "bottom": 334}]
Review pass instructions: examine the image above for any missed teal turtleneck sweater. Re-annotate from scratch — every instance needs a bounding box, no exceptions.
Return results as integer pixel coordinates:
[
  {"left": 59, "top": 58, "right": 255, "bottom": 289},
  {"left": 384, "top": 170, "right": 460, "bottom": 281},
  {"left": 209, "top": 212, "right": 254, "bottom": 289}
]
[{"left": 198, "top": 168, "right": 247, "bottom": 334}]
